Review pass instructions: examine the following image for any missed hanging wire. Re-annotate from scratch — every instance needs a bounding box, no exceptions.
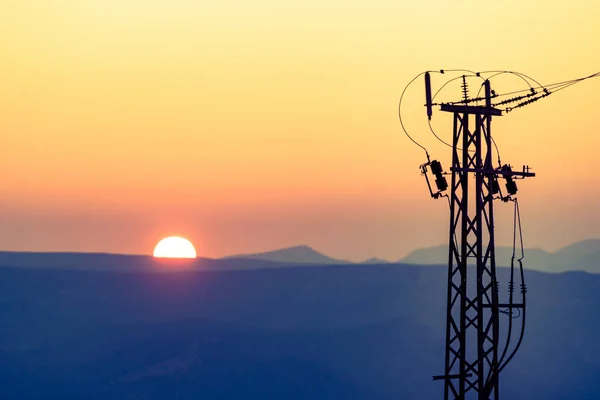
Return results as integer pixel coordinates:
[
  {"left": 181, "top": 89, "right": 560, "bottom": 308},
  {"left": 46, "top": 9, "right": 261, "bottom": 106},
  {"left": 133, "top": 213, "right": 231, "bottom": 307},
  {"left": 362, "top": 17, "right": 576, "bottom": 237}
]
[
  {"left": 472, "top": 71, "right": 600, "bottom": 113},
  {"left": 422, "top": 70, "right": 600, "bottom": 169},
  {"left": 398, "top": 69, "right": 495, "bottom": 159},
  {"left": 491, "top": 79, "right": 573, "bottom": 98},
  {"left": 427, "top": 74, "right": 485, "bottom": 151},
  {"left": 426, "top": 72, "right": 505, "bottom": 166},
  {"left": 409, "top": 69, "right": 574, "bottom": 155},
  {"left": 470, "top": 70, "right": 599, "bottom": 161},
  {"left": 479, "top": 70, "right": 540, "bottom": 90},
  {"left": 398, "top": 72, "right": 430, "bottom": 159},
  {"left": 475, "top": 71, "right": 534, "bottom": 105},
  {"left": 493, "top": 72, "right": 599, "bottom": 99},
  {"left": 499, "top": 198, "right": 527, "bottom": 373},
  {"left": 427, "top": 119, "right": 453, "bottom": 149},
  {"left": 426, "top": 71, "right": 599, "bottom": 118},
  {"left": 500, "top": 79, "right": 579, "bottom": 112},
  {"left": 497, "top": 199, "right": 520, "bottom": 369},
  {"left": 473, "top": 71, "right": 533, "bottom": 165},
  {"left": 489, "top": 72, "right": 600, "bottom": 112},
  {"left": 444, "top": 194, "right": 461, "bottom": 247},
  {"left": 491, "top": 137, "right": 502, "bottom": 168}
]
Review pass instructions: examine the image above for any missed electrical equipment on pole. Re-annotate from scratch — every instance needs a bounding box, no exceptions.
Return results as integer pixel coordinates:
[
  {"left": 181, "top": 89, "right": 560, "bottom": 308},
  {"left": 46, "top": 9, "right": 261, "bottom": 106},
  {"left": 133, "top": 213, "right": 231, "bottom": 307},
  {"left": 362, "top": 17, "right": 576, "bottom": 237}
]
[{"left": 399, "top": 69, "right": 599, "bottom": 399}]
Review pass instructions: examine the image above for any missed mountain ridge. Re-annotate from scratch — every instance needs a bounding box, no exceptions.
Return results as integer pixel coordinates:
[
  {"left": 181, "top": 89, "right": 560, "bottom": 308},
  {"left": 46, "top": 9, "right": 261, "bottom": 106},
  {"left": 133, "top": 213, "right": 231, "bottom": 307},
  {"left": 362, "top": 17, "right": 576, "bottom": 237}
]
[
  {"left": 223, "top": 244, "right": 350, "bottom": 265},
  {"left": 0, "top": 238, "right": 599, "bottom": 273},
  {"left": 400, "top": 238, "right": 600, "bottom": 273}
]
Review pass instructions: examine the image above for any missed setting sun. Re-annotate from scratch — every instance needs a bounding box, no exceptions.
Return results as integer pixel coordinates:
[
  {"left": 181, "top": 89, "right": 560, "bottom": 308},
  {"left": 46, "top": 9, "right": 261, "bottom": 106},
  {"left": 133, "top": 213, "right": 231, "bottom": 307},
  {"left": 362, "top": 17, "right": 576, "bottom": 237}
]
[{"left": 153, "top": 236, "right": 197, "bottom": 259}]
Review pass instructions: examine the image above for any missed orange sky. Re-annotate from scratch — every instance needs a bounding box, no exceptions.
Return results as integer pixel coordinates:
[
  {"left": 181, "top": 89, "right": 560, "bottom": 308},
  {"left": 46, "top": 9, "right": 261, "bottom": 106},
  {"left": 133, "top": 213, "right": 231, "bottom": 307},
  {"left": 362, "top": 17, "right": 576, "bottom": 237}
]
[{"left": 1, "top": 1, "right": 599, "bottom": 260}]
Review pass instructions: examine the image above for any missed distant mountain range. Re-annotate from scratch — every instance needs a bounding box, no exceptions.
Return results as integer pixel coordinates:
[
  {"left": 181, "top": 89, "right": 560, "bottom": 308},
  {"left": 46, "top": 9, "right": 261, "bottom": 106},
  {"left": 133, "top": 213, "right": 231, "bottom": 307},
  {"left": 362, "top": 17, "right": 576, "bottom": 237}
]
[
  {"left": 0, "top": 252, "right": 285, "bottom": 273},
  {"left": 400, "top": 238, "right": 600, "bottom": 273},
  {"left": 222, "top": 240, "right": 600, "bottom": 273},
  {"left": 360, "top": 258, "right": 390, "bottom": 265},
  {"left": 0, "top": 246, "right": 347, "bottom": 273},
  {"left": 0, "top": 238, "right": 598, "bottom": 273},
  {"left": 224, "top": 245, "right": 350, "bottom": 265}
]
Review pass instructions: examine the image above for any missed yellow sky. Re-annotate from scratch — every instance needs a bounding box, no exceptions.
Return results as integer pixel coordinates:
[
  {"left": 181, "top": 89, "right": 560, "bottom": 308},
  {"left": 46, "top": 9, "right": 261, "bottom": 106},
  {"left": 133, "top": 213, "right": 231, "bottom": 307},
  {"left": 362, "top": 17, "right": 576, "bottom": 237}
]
[{"left": 1, "top": 0, "right": 599, "bottom": 260}]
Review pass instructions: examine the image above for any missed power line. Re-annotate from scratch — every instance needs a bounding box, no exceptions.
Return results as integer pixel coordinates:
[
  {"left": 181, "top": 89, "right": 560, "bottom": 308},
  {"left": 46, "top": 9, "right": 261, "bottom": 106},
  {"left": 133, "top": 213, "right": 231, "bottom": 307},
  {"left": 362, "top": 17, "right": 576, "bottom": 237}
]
[{"left": 398, "top": 72, "right": 430, "bottom": 158}]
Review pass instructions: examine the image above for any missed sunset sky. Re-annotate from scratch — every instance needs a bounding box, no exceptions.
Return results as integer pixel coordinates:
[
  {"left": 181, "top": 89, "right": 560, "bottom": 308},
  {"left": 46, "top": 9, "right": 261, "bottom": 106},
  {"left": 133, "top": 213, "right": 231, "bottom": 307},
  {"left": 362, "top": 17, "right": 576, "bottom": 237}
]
[{"left": 1, "top": 1, "right": 599, "bottom": 260}]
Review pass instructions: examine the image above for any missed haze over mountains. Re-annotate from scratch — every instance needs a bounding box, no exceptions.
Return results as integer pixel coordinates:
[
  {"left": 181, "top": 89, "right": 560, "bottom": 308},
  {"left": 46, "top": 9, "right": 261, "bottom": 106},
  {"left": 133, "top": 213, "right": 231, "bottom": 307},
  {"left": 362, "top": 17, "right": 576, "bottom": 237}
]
[
  {"left": 225, "top": 245, "right": 350, "bottom": 265},
  {"left": 0, "top": 239, "right": 598, "bottom": 274},
  {"left": 224, "top": 239, "right": 600, "bottom": 273},
  {"left": 400, "top": 238, "right": 600, "bottom": 273}
]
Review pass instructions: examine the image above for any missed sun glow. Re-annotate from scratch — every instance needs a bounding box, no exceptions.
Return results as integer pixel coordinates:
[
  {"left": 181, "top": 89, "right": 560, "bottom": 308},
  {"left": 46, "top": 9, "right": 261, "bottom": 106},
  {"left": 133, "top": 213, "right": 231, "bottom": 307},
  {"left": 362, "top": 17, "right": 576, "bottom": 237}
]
[{"left": 153, "top": 236, "right": 197, "bottom": 258}]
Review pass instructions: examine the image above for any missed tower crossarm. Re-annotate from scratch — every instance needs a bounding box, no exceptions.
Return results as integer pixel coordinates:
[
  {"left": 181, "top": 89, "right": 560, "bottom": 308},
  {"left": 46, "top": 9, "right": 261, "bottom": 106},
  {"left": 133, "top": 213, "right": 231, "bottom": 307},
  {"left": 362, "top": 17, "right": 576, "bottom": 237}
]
[{"left": 450, "top": 166, "right": 535, "bottom": 179}]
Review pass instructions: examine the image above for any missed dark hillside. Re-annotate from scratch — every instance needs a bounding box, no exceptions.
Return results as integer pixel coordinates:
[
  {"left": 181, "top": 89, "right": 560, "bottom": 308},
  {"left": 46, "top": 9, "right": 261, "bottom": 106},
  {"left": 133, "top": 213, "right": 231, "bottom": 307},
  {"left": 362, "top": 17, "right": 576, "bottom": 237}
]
[{"left": 0, "top": 263, "right": 598, "bottom": 399}]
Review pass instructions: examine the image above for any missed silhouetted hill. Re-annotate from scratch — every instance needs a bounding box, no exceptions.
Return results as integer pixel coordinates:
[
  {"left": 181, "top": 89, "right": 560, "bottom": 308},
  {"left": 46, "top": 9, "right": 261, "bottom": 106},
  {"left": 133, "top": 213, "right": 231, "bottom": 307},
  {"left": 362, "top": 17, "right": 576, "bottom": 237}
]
[
  {"left": 224, "top": 245, "right": 350, "bottom": 265},
  {"left": 553, "top": 239, "right": 600, "bottom": 273},
  {"left": 2, "top": 238, "right": 599, "bottom": 274},
  {"left": 401, "top": 245, "right": 553, "bottom": 270},
  {"left": 400, "top": 239, "right": 600, "bottom": 273},
  {"left": 361, "top": 258, "right": 390, "bottom": 264},
  {"left": 554, "top": 238, "right": 600, "bottom": 258},
  {"left": 0, "top": 251, "right": 156, "bottom": 271},
  {"left": 0, "top": 251, "right": 309, "bottom": 272},
  {"left": 0, "top": 264, "right": 599, "bottom": 398}
]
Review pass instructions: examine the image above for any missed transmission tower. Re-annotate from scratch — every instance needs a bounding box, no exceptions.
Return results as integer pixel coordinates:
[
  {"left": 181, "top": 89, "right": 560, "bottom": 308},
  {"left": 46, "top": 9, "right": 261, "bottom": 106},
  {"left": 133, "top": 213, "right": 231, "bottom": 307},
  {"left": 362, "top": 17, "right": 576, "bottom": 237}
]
[
  {"left": 399, "top": 69, "right": 599, "bottom": 400},
  {"left": 429, "top": 78, "right": 533, "bottom": 399}
]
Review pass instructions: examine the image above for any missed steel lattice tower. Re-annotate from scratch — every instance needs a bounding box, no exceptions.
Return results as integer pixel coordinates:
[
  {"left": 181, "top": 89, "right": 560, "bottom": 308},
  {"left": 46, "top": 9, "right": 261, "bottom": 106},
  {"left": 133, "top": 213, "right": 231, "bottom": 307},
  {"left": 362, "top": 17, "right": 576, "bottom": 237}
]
[
  {"left": 404, "top": 69, "right": 599, "bottom": 400},
  {"left": 431, "top": 81, "right": 533, "bottom": 399}
]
